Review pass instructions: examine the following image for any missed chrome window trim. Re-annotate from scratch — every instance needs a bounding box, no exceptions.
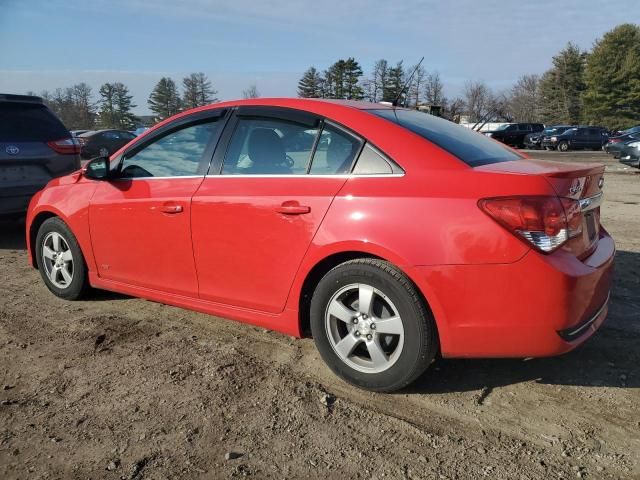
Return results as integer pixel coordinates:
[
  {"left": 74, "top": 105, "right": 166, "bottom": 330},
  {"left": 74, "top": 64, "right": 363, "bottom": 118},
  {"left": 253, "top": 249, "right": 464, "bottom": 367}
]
[
  {"left": 111, "top": 175, "right": 205, "bottom": 181},
  {"left": 203, "top": 173, "right": 405, "bottom": 179},
  {"left": 106, "top": 173, "right": 406, "bottom": 181}
]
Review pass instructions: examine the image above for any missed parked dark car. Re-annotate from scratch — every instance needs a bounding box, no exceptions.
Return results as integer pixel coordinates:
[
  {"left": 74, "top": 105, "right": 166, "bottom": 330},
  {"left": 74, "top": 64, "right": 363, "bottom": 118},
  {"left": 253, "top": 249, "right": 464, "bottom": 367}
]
[
  {"left": 0, "top": 93, "right": 80, "bottom": 217},
  {"left": 78, "top": 129, "right": 136, "bottom": 159},
  {"left": 524, "top": 125, "right": 573, "bottom": 149},
  {"left": 483, "top": 123, "right": 544, "bottom": 148},
  {"left": 618, "top": 139, "right": 640, "bottom": 169},
  {"left": 604, "top": 132, "right": 640, "bottom": 157},
  {"left": 541, "top": 126, "right": 608, "bottom": 151},
  {"left": 610, "top": 125, "right": 640, "bottom": 137}
]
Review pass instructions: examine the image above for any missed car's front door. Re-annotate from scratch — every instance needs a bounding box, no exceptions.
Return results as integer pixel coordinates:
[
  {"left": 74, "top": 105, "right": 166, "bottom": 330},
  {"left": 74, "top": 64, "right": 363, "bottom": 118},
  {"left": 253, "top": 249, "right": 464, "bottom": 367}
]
[
  {"left": 89, "top": 111, "right": 227, "bottom": 296},
  {"left": 191, "top": 107, "right": 363, "bottom": 313}
]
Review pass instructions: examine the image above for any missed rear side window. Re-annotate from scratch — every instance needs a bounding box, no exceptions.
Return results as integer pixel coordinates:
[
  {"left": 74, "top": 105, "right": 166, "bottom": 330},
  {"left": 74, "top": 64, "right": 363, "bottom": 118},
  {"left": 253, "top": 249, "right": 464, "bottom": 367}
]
[
  {"left": 0, "top": 103, "right": 68, "bottom": 142},
  {"left": 370, "top": 109, "right": 522, "bottom": 167},
  {"left": 352, "top": 144, "right": 403, "bottom": 175},
  {"left": 309, "top": 124, "right": 361, "bottom": 175},
  {"left": 222, "top": 117, "right": 319, "bottom": 175}
]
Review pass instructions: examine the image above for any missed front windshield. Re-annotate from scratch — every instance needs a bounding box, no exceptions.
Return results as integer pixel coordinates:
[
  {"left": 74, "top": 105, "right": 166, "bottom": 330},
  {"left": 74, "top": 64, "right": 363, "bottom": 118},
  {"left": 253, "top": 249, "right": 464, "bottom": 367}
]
[
  {"left": 370, "top": 109, "right": 522, "bottom": 167},
  {"left": 494, "top": 124, "right": 512, "bottom": 131}
]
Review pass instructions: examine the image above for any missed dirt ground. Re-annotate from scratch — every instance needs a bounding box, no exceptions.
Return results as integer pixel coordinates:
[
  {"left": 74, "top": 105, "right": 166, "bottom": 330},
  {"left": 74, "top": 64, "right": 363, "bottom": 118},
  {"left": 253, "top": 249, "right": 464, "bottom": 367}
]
[{"left": 1, "top": 151, "right": 638, "bottom": 480}]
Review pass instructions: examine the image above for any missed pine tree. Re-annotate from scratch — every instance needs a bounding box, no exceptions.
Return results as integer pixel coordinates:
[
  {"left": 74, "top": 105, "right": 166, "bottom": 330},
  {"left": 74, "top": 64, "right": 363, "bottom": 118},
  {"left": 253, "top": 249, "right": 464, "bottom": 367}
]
[
  {"left": 148, "top": 77, "right": 181, "bottom": 121},
  {"left": 383, "top": 61, "right": 405, "bottom": 103},
  {"left": 325, "top": 60, "right": 347, "bottom": 99},
  {"left": 182, "top": 73, "right": 217, "bottom": 109},
  {"left": 297, "top": 67, "right": 324, "bottom": 98},
  {"left": 343, "top": 58, "right": 364, "bottom": 100},
  {"left": 584, "top": 24, "right": 640, "bottom": 130},
  {"left": 97, "top": 83, "right": 137, "bottom": 129},
  {"left": 537, "top": 43, "right": 586, "bottom": 125}
]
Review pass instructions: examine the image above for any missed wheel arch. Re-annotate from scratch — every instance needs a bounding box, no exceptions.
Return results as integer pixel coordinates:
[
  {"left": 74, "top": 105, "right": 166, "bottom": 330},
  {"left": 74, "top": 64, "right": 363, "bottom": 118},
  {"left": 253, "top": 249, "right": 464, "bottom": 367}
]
[
  {"left": 297, "top": 250, "right": 438, "bottom": 342},
  {"left": 28, "top": 210, "right": 60, "bottom": 268}
]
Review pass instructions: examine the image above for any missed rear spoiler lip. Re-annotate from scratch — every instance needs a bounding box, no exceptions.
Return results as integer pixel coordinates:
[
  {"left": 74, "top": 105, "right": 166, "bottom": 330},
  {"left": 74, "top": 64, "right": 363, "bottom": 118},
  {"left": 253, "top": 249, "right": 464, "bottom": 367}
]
[
  {"left": 475, "top": 159, "right": 606, "bottom": 178},
  {"left": 0, "top": 93, "right": 44, "bottom": 104},
  {"left": 544, "top": 163, "right": 606, "bottom": 178}
]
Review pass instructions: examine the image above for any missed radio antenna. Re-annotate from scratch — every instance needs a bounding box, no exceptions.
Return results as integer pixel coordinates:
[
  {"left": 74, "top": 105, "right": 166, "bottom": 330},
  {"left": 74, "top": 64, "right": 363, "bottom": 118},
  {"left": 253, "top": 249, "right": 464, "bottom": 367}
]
[{"left": 392, "top": 57, "right": 424, "bottom": 108}]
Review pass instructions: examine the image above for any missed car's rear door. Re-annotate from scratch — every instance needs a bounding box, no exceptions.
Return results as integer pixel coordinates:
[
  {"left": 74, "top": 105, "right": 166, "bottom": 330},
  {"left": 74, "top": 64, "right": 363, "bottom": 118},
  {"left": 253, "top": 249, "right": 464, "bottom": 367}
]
[
  {"left": 88, "top": 110, "right": 228, "bottom": 296},
  {"left": 191, "top": 107, "right": 362, "bottom": 313}
]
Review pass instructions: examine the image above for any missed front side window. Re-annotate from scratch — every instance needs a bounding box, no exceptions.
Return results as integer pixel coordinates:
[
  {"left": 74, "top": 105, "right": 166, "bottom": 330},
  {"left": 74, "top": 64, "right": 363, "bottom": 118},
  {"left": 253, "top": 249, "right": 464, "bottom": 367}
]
[
  {"left": 308, "top": 124, "right": 361, "bottom": 175},
  {"left": 222, "top": 117, "right": 319, "bottom": 175},
  {"left": 120, "top": 120, "right": 220, "bottom": 178},
  {"left": 370, "top": 109, "right": 522, "bottom": 167}
]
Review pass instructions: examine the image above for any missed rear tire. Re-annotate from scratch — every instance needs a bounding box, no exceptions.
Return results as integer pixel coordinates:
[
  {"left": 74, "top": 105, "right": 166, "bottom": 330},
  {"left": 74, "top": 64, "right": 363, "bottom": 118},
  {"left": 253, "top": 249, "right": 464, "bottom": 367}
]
[
  {"left": 310, "top": 259, "right": 438, "bottom": 392},
  {"left": 35, "top": 217, "right": 89, "bottom": 300}
]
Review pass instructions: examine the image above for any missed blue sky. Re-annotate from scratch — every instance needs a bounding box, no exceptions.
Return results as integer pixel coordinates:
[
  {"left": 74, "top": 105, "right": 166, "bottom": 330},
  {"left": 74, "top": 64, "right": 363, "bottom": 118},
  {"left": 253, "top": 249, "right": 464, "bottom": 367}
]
[{"left": 0, "top": 0, "right": 635, "bottom": 114}]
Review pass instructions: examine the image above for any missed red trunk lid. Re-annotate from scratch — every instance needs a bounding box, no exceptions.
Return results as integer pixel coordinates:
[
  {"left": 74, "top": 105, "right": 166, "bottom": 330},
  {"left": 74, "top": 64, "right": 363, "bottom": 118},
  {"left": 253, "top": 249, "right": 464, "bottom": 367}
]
[{"left": 476, "top": 159, "right": 605, "bottom": 258}]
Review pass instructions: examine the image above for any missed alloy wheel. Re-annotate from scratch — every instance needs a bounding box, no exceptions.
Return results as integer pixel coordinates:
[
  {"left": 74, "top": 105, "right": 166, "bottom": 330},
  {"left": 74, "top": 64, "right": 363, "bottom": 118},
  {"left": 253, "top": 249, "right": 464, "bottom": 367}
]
[
  {"left": 325, "top": 283, "right": 405, "bottom": 373},
  {"left": 41, "top": 232, "right": 74, "bottom": 289}
]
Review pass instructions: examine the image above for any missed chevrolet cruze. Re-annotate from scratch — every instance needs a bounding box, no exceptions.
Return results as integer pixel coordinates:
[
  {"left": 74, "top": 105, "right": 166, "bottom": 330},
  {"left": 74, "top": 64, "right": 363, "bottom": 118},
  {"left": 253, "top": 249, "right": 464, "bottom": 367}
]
[{"left": 26, "top": 98, "right": 614, "bottom": 392}]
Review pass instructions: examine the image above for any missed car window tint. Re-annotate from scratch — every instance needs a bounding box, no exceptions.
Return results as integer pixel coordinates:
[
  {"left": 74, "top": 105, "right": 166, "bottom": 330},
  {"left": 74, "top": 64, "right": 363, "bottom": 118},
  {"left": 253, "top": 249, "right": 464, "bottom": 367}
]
[
  {"left": 309, "top": 124, "right": 361, "bottom": 174},
  {"left": 370, "top": 109, "right": 522, "bottom": 167},
  {"left": 222, "top": 117, "right": 318, "bottom": 175},
  {"left": 0, "top": 103, "right": 68, "bottom": 142},
  {"left": 120, "top": 120, "right": 220, "bottom": 178}
]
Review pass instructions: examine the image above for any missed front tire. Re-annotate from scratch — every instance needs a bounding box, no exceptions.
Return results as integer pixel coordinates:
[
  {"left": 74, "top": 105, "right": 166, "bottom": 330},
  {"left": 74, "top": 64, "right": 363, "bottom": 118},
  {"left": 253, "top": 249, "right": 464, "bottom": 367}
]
[
  {"left": 310, "top": 259, "right": 438, "bottom": 392},
  {"left": 35, "top": 217, "right": 89, "bottom": 300},
  {"left": 557, "top": 141, "right": 570, "bottom": 152}
]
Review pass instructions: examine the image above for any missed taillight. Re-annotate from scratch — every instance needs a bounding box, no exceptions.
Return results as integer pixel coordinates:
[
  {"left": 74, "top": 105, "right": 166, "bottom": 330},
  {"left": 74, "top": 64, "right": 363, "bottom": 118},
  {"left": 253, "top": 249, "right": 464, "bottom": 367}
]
[
  {"left": 609, "top": 138, "right": 622, "bottom": 143},
  {"left": 479, "top": 196, "right": 583, "bottom": 253},
  {"left": 47, "top": 137, "right": 80, "bottom": 155}
]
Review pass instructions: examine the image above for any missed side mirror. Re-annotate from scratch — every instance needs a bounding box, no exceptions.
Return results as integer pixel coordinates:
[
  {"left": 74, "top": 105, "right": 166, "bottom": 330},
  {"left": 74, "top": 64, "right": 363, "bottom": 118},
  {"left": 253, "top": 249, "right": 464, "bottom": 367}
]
[{"left": 83, "top": 156, "right": 110, "bottom": 180}]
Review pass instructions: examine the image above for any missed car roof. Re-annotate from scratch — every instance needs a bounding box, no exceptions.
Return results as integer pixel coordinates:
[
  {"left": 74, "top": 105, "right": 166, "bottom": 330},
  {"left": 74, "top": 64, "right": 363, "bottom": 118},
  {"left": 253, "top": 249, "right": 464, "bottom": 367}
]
[{"left": 0, "top": 93, "right": 44, "bottom": 104}]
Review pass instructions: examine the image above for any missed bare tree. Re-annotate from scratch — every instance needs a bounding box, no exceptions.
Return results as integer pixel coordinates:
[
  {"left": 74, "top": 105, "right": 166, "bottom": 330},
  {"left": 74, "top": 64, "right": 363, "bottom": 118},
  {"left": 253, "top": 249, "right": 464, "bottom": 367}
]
[
  {"left": 424, "top": 72, "right": 445, "bottom": 106},
  {"left": 507, "top": 74, "right": 540, "bottom": 122},
  {"left": 242, "top": 85, "right": 260, "bottom": 99},
  {"left": 463, "top": 80, "right": 494, "bottom": 122},
  {"left": 408, "top": 64, "right": 426, "bottom": 107},
  {"left": 445, "top": 97, "right": 465, "bottom": 122},
  {"left": 364, "top": 59, "right": 389, "bottom": 102}
]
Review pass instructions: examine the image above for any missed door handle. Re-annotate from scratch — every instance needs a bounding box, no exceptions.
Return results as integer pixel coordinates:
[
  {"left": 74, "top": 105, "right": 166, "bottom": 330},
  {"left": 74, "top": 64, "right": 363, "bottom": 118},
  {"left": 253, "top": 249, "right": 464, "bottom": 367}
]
[
  {"left": 276, "top": 201, "right": 311, "bottom": 215},
  {"left": 158, "top": 203, "right": 183, "bottom": 214}
]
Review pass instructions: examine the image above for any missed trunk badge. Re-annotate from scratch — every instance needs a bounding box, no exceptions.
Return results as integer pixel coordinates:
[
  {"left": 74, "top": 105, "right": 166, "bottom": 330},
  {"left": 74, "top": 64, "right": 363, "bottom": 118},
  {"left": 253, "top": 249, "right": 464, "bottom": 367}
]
[
  {"left": 6, "top": 145, "right": 19, "bottom": 155},
  {"left": 598, "top": 177, "right": 604, "bottom": 189}
]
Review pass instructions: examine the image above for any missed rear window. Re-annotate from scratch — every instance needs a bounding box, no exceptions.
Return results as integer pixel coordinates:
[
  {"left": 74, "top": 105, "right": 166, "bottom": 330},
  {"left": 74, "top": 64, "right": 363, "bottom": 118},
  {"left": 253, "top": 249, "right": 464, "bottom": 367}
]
[
  {"left": 369, "top": 109, "right": 522, "bottom": 167},
  {"left": 0, "top": 103, "right": 69, "bottom": 142}
]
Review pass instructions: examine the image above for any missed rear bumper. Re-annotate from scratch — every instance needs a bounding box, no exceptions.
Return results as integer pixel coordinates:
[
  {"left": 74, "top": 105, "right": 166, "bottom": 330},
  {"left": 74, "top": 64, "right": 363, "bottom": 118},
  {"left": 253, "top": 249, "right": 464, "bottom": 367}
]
[{"left": 413, "top": 230, "right": 615, "bottom": 358}]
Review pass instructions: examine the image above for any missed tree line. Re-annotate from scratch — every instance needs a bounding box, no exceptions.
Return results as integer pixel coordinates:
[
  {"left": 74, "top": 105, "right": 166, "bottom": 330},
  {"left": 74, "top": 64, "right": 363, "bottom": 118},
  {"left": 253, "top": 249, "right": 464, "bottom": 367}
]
[
  {"left": 31, "top": 73, "right": 260, "bottom": 130},
  {"left": 30, "top": 23, "right": 639, "bottom": 132},
  {"left": 298, "top": 23, "right": 640, "bottom": 129}
]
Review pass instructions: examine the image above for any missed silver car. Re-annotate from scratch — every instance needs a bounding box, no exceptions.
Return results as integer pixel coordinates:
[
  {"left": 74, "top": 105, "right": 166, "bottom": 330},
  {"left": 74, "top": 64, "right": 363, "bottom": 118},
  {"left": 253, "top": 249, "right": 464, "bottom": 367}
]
[{"left": 0, "top": 94, "right": 80, "bottom": 217}]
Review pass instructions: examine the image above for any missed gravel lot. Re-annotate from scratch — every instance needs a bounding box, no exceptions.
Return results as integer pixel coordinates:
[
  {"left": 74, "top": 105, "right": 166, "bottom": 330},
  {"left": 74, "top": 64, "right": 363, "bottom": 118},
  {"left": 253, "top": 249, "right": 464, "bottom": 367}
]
[{"left": 1, "top": 151, "right": 638, "bottom": 479}]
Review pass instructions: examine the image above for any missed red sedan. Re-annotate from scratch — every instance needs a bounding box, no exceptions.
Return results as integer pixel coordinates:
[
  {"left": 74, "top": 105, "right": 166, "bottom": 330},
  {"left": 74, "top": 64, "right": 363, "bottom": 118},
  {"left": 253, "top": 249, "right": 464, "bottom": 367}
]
[{"left": 25, "top": 98, "right": 614, "bottom": 392}]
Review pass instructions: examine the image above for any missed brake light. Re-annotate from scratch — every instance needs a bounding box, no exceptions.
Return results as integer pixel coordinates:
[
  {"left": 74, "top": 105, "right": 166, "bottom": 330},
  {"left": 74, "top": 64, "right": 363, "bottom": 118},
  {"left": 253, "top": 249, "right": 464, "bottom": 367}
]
[
  {"left": 609, "top": 138, "right": 622, "bottom": 143},
  {"left": 479, "top": 196, "right": 583, "bottom": 253},
  {"left": 47, "top": 137, "right": 80, "bottom": 155}
]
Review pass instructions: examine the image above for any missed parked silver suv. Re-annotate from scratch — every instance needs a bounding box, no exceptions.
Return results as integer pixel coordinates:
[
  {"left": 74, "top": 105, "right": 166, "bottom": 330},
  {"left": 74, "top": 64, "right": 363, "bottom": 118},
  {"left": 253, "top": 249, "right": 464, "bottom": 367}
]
[{"left": 0, "top": 94, "right": 80, "bottom": 217}]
